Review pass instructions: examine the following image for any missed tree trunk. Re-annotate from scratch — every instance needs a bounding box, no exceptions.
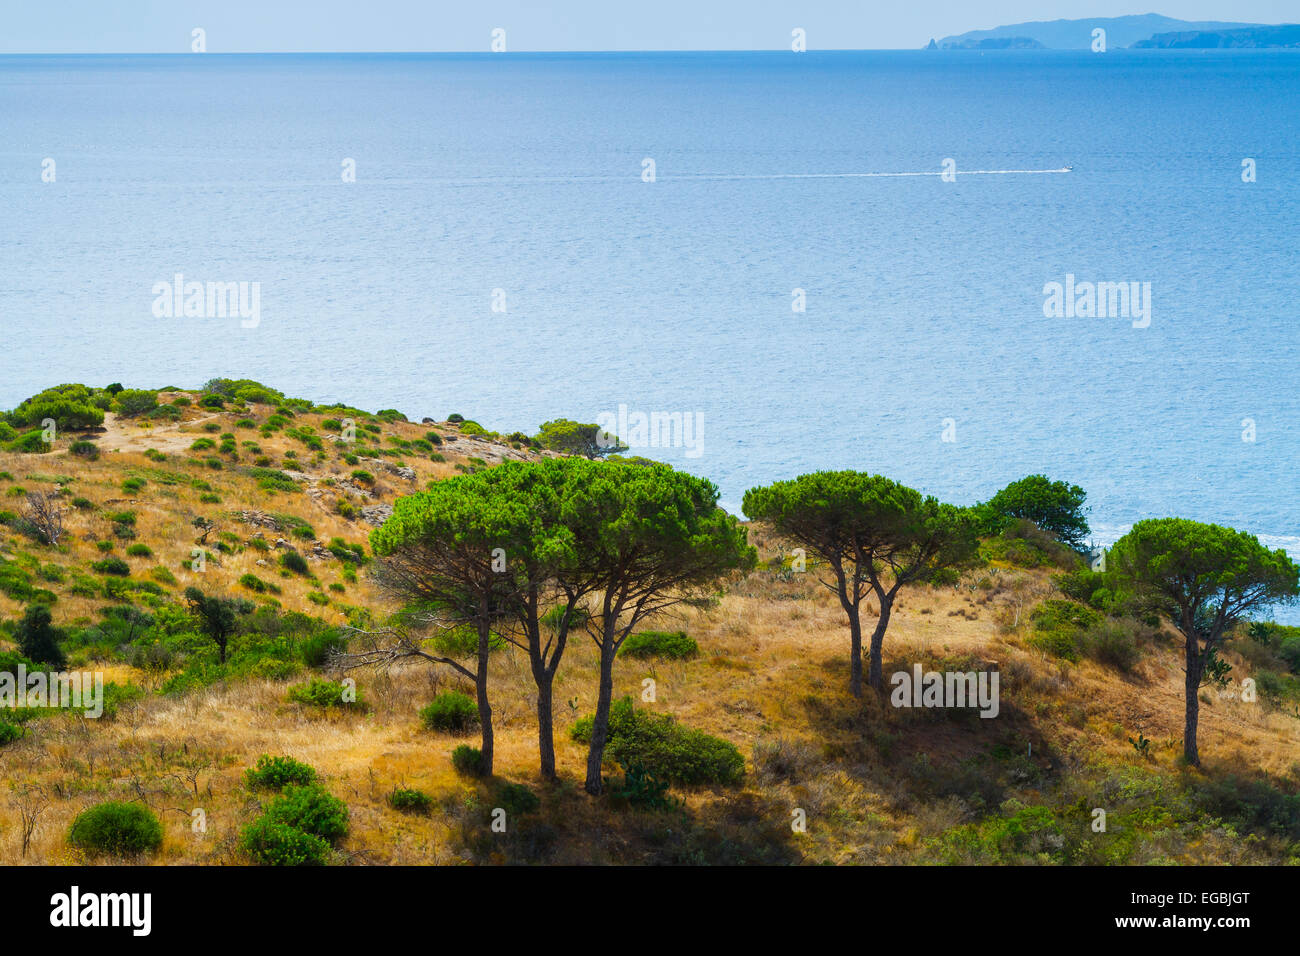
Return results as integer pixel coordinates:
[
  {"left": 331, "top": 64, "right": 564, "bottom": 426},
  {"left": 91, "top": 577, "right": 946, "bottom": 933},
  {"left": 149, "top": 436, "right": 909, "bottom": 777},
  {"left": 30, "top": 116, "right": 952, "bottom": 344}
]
[
  {"left": 535, "top": 676, "right": 556, "bottom": 781},
  {"left": 834, "top": 564, "right": 864, "bottom": 698},
  {"left": 527, "top": 597, "right": 568, "bottom": 783},
  {"left": 584, "top": 637, "right": 618, "bottom": 795},
  {"left": 476, "top": 621, "right": 494, "bottom": 776},
  {"left": 848, "top": 606, "right": 864, "bottom": 698},
  {"left": 1183, "top": 637, "right": 1203, "bottom": 766},
  {"left": 868, "top": 598, "right": 893, "bottom": 693}
]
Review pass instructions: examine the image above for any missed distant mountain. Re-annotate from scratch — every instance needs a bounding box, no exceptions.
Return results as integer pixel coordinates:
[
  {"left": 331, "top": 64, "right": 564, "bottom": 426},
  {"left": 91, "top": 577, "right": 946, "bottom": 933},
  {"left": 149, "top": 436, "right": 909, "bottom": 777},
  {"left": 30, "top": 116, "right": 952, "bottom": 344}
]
[
  {"left": 937, "top": 36, "right": 1046, "bottom": 50},
  {"left": 929, "top": 14, "right": 1262, "bottom": 50},
  {"left": 1132, "top": 24, "right": 1300, "bottom": 47}
]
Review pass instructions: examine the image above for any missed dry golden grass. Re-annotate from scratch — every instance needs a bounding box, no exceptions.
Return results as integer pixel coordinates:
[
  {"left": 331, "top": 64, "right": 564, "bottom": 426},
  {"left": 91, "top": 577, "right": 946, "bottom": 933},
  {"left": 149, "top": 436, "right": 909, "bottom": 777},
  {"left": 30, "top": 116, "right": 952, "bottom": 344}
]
[{"left": 0, "top": 397, "right": 1297, "bottom": 865}]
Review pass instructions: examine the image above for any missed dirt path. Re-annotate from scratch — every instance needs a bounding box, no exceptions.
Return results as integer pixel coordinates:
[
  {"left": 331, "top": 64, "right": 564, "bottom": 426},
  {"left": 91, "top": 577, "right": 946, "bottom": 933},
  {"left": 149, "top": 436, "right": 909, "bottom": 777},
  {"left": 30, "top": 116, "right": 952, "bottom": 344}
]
[{"left": 89, "top": 411, "right": 222, "bottom": 456}]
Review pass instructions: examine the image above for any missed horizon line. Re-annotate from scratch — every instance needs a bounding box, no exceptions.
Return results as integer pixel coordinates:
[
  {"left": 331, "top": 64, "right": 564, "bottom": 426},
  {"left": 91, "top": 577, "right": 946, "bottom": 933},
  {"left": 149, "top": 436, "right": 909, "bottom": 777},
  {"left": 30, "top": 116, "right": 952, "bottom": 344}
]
[{"left": 4, "top": 47, "right": 1293, "bottom": 56}]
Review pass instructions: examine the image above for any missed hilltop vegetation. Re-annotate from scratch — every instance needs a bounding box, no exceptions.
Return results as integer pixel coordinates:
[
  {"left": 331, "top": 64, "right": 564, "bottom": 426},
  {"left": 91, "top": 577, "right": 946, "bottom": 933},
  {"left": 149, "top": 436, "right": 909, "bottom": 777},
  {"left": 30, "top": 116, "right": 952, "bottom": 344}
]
[{"left": 0, "top": 379, "right": 1298, "bottom": 866}]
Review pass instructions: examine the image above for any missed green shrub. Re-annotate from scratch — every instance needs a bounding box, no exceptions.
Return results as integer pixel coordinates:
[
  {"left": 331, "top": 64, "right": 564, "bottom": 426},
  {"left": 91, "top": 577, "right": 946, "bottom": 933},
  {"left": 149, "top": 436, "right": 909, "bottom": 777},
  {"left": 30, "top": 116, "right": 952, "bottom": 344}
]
[
  {"left": 1033, "top": 599, "right": 1103, "bottom": 631},
  {"left": 493, "top": 781, "right": 540, "bottom": 817},
  {"left": 0, "top": 721, "right": 25, "bottom": 746},
  {"left": 7, "top": 386, "right": 105, "bottom": 431},
  {"left": 15, "top": 604, "right": 68, "bottom": 667},
  {"left": 245, "top": 754, "right": 318, "bottom": 790},
  {"left": 420, "top": 691, "right": 478, "bottom": 732},
  {"left": 570, "top": 697, "right": 745, "bottom": 786},
  {"left": 68, "top": 801, "right": 163, "bottom": 857},
  {"left": 451, "top": 745, "right": 483, "bottom": 776},
  {"left": 280, "top": 551, "right": 309, "bottom": 575},
  {"left": 262, "top": 784, "right": 349, "bottom": 843},
  {"left": 609, "top": 762, "right": 681, "bottom": 812},
  {"left": 125, "top": 543, "right": 153, "bottom": 558},
  {"left": 241, "top": 817, "right": 332, "bottom": 866},
  {"left": 388, "top": 787, "right": 433, "bottom": 815},
  {"left": 1078, "top": 621, "right": 1144, "bottom": 672},
  {"left": 114, "top": 389, "right": 159, "bottom": 418},
  {"left": 1278, "top": 638, "right": 1300, "bottom": 676},
  {"left": 287, "top": 678, "right": 362, "bottom": 709},
  {"left": 239, "top": 573, "right": 270, "bottom": 593},
  {"left": 249, "top": 468, "right": 300, "bottom": 493},
  {"left": 430, "top": 625, "right": 506, "bottom": 657},
  {"left": 301, "top": 630, "right": 346, "bottom": 668},
  {"left": 620, "top": 630, "right": 699, "bottom": 660},
  {"left": 150, "top": 566, "right": 178, "bottom": 586},
  {"left": 91, "top": 556, "right": 130, "bottom": 576},
  {"left": 1027, "top": 629, "right": 1080, "bottom": 662},
  {"left": 68, "top": 440, "right": 100, "bottom": 460}
]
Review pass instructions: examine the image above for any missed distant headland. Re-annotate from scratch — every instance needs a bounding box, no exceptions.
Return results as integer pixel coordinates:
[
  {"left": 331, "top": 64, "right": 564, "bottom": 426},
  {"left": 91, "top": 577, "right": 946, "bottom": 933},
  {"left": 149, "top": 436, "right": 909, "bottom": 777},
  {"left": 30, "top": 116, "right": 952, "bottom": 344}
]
[{"left": 926, "top": 14, "right": 1300, "bottom": 50}]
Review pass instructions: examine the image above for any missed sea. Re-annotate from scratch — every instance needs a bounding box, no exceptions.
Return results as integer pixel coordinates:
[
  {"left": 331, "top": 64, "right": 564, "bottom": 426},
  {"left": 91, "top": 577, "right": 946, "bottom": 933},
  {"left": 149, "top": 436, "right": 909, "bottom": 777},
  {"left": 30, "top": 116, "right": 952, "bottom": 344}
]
[{"left": 1, "top": 50, "right": 1297, "bottom": 615}]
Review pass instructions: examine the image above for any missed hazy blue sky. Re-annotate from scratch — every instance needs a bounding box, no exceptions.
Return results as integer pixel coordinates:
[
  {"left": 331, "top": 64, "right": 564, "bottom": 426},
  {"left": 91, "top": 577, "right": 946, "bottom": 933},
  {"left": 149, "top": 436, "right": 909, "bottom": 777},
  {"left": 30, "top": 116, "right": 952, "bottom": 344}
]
[{"left": 2, "top": 2, "right": 1295, "bottom": 52}]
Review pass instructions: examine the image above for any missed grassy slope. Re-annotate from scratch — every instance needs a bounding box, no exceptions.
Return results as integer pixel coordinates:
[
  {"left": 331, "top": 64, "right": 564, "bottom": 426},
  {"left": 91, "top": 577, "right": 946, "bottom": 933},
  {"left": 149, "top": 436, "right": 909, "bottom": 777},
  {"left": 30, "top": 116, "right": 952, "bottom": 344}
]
[{"left": 0, "top": 393, "right": 1297, "bottom": 865}]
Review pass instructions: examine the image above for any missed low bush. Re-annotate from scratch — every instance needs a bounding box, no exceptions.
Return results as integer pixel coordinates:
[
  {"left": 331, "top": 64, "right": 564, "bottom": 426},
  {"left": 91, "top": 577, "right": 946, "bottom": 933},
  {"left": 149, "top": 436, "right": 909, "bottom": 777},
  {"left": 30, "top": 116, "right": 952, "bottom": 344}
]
[
  {"left": 301, "top": 630, "right": 346, "bottom": 668},
  {"left": 239, "top": 573, "right": 271, "bottom": 593},
  {"left": 91, "top": 557, "right": 130, "bottom": 576},
  {"left": 609, "top": 762, "right": 681, "bottom": 812},
  {"left": 287, "top": 678, "right": 362, "bottom": 709},
  {"left": 1077, "top": 621, "right": 1144, "bottom": 672},
  {"left": 420, "top": 690, "right": 478, "bottom": 732},
  {"left": 493, "top": 781, "right": 540, "bottom": 817},
  {"left": 571, "top": 697, "right": 745, "bottom": 786},
  {"left": 280, "top": 551, "right": 309, "bottom": 575},
  {"left": 451, "top": 745, "right": 483, "bottom": 776},
  {"left": 241, "top": 817, "right": 332, "bottom": 866},
  {"left": 68, "top": 801, "right": 163, "bottom": 857},
  {"left": 245, "top": 754, "right": 318, "bottom": 790},
  {"left": 262, "top": 783, "right": 349, "bottom": 843},
  {"left": 620, "top": 630, "right": 699, "bottom": 660},
  {"left": 429, "top": 625, "right": 506, "bottom": 657},
  {"left": 388, "top": 787, "right": 433, "bottom": 815},
  {"left": 0, "top": 721, "right": 25, "bottom": 746}
]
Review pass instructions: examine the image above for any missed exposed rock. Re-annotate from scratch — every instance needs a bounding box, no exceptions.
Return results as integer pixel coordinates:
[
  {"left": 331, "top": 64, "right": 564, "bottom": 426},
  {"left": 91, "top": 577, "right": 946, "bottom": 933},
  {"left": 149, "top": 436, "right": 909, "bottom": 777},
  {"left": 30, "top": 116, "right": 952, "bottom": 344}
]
[
  {"left": 239, "top": 510, "right": 281, "bottom": 531},
  {"left": 361, "top": 504, "right": 393, "bottom": 526},
  {"left": 336, "top": 481, "right": 373, "bottom": 499}
]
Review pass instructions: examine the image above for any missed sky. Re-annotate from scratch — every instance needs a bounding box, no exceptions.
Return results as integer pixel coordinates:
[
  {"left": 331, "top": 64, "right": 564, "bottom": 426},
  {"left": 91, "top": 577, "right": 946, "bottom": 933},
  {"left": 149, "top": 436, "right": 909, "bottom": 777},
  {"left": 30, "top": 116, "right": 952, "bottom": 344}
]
[{"left": 0, "top": 1, "right": 1295, "bottom": 52}]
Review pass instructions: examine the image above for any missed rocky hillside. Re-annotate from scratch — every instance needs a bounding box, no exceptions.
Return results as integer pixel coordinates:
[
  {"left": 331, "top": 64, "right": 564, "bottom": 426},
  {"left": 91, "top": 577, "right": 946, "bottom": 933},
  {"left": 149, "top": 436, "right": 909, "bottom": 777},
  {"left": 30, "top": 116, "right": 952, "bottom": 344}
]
[{"left": 0, "top": 381, "right": 1297, "bottom": 865}]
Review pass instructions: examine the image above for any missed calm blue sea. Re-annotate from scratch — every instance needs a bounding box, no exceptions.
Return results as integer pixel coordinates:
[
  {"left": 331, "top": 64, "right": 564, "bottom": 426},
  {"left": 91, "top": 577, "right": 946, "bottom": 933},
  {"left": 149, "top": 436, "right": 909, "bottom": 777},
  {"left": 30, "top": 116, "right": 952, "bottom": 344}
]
[{"left": 1, "top": 51, "right": 1298, "bottom": 611}]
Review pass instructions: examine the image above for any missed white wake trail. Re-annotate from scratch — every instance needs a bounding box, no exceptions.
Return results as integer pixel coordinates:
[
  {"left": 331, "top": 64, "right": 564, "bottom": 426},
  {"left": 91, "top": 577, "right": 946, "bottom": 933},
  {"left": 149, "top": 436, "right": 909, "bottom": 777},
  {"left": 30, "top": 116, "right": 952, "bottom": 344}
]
[{"left": 670, "top": 168, "right": 1071, "bottom": 181}]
